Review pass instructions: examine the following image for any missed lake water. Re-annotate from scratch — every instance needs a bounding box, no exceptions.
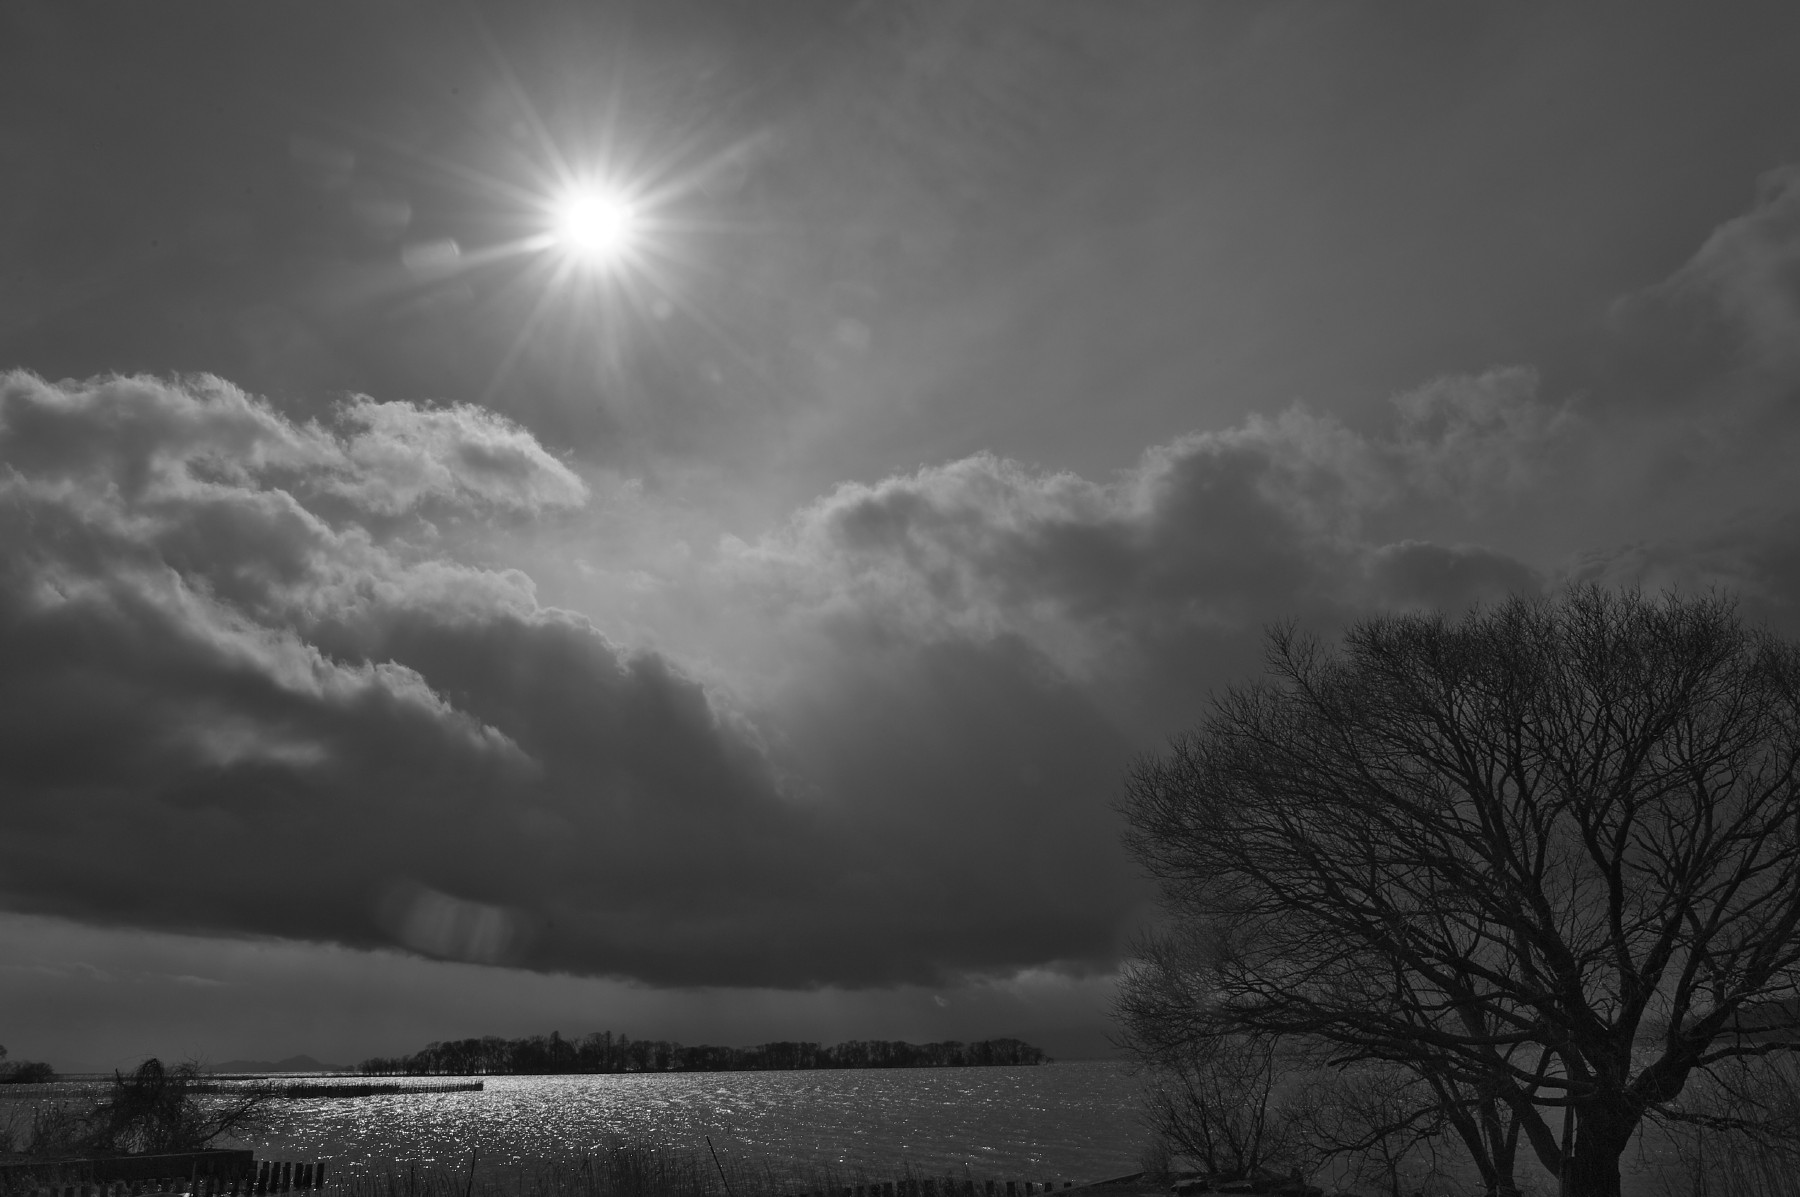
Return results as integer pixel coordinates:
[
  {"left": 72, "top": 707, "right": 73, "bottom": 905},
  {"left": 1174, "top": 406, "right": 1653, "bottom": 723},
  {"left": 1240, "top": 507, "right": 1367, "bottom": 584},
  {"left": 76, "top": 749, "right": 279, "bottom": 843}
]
[{"left": 236, "top": 1064, "right": 1150, "bottom": 1186}]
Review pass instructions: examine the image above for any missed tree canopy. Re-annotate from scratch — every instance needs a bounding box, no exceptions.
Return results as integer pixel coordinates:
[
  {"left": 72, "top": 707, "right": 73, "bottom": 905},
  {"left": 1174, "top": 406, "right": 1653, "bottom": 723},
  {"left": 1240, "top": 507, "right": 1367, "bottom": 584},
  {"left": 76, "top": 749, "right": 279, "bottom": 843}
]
[
  {"left": 18, "top": 1059, "right": 267, "bottom": 1157},
  {"left": 358, "top": 1031, "right": 1047, "bottom": 1075},
  {"left": 0, "top": 1044, "right": 55, "bottom": 1085},
  {"left": 1118, "top": 588, "right": 1800, "bottom": 1197}
]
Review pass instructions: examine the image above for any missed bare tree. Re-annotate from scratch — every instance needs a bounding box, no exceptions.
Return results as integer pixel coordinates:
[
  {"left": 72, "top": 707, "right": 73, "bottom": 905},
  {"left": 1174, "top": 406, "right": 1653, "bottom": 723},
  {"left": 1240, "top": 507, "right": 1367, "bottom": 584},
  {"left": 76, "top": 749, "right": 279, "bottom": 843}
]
[
  {"left": 1136, "top": 1030, "right": 1300, "bottom": 1180},
  {"left": 1118, "top": 588, "right": 1800, "bottom": 1197},
  {"left": 23, "top": 1059, "right": 270, "bottom": 1158},
  {"left": 0, "top": 1045, "right": 55, "bottom": 1085},
  {"left": 1292, "top": 1060, "right": 1451, "bottom": 1197},
  {"left": 1648, "top": 1052, "right": 1800, "bottom": 1196},
  {"left": 1120, "top": 931, "right": 1537, "bottom": 1195}
]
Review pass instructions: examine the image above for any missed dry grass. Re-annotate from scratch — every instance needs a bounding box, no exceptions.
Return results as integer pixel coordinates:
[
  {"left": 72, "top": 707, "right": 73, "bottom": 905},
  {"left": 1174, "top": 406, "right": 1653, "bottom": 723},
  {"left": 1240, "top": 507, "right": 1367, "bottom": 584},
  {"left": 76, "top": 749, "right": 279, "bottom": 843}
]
[{"left": 333, "top": 1145, "right": 1051, "bottom": 1197}]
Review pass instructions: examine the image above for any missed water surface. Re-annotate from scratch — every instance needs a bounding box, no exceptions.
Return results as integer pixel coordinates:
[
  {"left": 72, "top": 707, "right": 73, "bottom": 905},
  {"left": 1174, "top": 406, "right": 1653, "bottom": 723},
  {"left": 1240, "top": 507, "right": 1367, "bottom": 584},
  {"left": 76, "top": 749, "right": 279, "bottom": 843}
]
[{"left": 238, "top": 1063, "right": 1148, "bottom": 1185}]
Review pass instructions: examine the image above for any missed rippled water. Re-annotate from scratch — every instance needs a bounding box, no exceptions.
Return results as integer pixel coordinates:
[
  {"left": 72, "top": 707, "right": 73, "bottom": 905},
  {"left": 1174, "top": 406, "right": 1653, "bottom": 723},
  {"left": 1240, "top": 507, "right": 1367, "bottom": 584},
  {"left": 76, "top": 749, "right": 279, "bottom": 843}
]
[{"left": 240, "top": 1064, "right": 1148, "bottom": 1185}]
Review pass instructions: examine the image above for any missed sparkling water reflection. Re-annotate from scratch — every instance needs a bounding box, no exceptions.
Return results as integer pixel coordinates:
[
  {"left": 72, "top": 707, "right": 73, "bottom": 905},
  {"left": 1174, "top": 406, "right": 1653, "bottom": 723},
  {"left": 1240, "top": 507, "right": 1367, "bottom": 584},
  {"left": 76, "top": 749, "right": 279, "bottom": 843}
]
[{"left": 240, "top": 1063, "right": 1147, "bottom": 1183}]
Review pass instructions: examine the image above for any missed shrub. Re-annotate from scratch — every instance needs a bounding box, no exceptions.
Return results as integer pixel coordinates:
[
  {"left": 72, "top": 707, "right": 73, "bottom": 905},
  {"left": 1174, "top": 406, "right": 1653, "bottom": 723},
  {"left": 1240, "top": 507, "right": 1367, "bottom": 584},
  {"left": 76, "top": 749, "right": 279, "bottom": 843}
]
[{"left": 19, "top": 1059, "right": 270, "bottom": 1157}]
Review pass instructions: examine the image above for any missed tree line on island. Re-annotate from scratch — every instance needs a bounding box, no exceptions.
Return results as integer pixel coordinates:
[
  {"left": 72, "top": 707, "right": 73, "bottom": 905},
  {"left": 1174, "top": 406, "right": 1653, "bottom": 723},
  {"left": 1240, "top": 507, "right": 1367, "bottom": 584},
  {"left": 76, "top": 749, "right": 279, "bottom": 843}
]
[
  {"left": 0, "top": 1044, "right": 55, "bottom": 1084},
  {"left": 358, "top": 1032, "right": 1048, "bottom": 1076}
]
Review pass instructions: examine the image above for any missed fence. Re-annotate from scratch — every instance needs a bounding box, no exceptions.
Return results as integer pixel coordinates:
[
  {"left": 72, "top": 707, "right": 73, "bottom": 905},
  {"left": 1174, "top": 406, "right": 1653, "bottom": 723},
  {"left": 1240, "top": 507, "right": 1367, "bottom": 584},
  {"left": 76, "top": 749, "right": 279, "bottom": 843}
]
[
  {"left": 8, "top": 1162, "right": 1100, "bottom": 1197},
  {"left": 0, "top": 1155, "right": 323, "bottom": 1197},
  {"left": 787, "top": 1181, "right": 1077, "bottom": 1197},
  {"left": 188, "top": 1082, "right": 483, "bottom": 1100}
]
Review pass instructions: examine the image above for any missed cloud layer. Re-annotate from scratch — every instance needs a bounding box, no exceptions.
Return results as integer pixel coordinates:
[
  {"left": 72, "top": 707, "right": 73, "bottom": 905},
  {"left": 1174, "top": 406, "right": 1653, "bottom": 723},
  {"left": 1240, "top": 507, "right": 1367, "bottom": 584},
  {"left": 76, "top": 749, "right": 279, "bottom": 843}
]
[
  {"left": 0, "top": 373, "right": 828, "bottom": 984},
  {"left": 6, "top": 168, "right": 1800, "bottom": 992}
]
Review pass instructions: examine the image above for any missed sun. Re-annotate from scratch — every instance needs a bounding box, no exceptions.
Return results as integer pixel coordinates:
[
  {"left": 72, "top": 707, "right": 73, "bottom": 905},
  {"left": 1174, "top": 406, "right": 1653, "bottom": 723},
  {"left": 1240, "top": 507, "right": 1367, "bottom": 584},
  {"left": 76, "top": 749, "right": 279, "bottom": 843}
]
[{"left": 550, "top": 184, "right": 640, "bottom": 267}]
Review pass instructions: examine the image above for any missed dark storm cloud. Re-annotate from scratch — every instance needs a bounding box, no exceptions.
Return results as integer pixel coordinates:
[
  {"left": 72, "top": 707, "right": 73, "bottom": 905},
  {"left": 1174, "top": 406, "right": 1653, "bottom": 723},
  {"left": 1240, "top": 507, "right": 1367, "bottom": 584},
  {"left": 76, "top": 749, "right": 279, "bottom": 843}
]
[
  {"left": 695, "top": 175, "right": 1800, "bottom": 891},
  {"left": 0, "top": 372, "right": 847, "bottom": 985},
  {"left": 0, "top": 367, "right": 1558, "bottom": 991},
  {"left": 0, "top": 371, "right": 1182, "bottom": 987},
  {"left": 1554, "top": 167, "right": 1800, "bottom": 629},
  {"left": 719, "top": 168, "right": 1800, "bottom": 748},
  {"left": 11, "top": 154, "right": 1800, "bottom": 1000},
  {"left": 738, "top": 377, "right": 1560, "bottom": 676},
  {"left": 689, "top": 388, "right": 1562, "bottom": 939}
]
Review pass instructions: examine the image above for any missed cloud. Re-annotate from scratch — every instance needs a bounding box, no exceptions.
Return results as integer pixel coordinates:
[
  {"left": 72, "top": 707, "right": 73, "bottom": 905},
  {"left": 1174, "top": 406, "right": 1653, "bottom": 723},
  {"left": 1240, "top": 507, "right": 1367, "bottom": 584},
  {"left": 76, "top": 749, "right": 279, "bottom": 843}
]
[
  {"left": 0, "top": 371, "right": 832, "bottom": 985},
  {"left": 14, "top": 369, "right": 1535, "bottom": 992},
  {"left": 732, "top": 390, "right": 1554, "bottom": 693},
  {"left": 1657, "top": 165, "right": 1800, "bottom": 378},
  {"left": 676, "top": 392, "right": 1561, "bottom": 977},
  {"left": 1388, "top": 366, "right": 1581, "bottom": 509},
  {"left": 0, "top": 371, "right": 1203, "bottom": 989},
  {"left": 1569, "top": 165, "right": 1800, "bottom": 619},
  {"left": 328, "top": 396, "right": 589, "bottom": 516},
  {"left": 8, "top": 169, "right": 1800, "bottom": 996}
]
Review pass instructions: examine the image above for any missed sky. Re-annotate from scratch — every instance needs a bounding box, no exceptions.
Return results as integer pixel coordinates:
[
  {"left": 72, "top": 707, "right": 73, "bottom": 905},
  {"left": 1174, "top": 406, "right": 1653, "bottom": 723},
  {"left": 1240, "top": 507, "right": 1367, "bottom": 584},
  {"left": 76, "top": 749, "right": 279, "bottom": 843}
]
[{"left": 5, "top": 1, "right": 1800, "bottom": 1073}]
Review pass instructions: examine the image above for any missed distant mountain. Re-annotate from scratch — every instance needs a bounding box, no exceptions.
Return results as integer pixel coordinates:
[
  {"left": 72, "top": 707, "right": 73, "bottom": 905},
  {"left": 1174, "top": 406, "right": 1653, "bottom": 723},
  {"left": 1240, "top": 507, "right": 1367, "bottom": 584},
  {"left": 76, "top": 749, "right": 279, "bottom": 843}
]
[{"left": 204, "top": 1055, "right": 345, "bottom": 1074}]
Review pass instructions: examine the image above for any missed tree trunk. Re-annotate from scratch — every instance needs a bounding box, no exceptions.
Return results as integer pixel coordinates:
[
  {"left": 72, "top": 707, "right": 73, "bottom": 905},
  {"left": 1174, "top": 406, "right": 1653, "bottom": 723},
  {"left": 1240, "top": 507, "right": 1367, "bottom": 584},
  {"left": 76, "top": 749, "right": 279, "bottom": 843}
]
[{"left": 1564, "top": 1119, "right": 1630, "bottom": 1197}]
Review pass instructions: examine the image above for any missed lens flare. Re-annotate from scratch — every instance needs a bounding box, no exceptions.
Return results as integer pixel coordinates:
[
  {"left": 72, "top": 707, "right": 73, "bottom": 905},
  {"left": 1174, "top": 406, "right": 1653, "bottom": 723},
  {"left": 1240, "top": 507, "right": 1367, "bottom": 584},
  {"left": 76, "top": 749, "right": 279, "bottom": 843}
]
[{"left": 551, "top": 184, "right": 638, "bottom": 266}]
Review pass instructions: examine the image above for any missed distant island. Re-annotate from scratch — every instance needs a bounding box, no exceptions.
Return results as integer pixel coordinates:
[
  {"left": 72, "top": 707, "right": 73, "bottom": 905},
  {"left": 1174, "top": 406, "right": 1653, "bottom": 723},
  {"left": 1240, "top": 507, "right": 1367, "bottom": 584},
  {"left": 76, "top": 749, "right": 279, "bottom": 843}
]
[
  {"left": 359, "top": 1032, "right": 1048, "bottom": 1075},
  {"left": 0, "top": 1044, "right": 55, "bottom": 1084}
]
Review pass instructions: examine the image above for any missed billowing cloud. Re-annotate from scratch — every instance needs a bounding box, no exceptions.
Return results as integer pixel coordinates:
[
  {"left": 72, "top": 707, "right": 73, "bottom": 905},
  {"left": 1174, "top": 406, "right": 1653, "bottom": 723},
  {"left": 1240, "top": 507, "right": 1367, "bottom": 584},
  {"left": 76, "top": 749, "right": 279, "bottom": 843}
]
[
  {"left": 0, "top": 372, "right": 833, "bottom": 985},
  {"left": 9, "top": 370, "right": 1541, "bottom": 991},
  {"left": 9, "top": 168, "right": 1800, "bottom": 999},
  {"left": 0, "top": 372, "right": 1172, "bottom": 989},
  {"left": 729, "top": 387, "right": 1557, "bottom": 699}
]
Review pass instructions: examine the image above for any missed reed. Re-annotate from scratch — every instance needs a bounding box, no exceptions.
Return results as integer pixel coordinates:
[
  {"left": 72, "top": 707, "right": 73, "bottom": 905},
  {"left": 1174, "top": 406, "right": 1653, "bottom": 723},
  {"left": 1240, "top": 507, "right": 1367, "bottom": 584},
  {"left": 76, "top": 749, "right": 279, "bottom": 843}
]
[{"left": 330, "top": 1143, "right": 1069, "bottom": 1197}]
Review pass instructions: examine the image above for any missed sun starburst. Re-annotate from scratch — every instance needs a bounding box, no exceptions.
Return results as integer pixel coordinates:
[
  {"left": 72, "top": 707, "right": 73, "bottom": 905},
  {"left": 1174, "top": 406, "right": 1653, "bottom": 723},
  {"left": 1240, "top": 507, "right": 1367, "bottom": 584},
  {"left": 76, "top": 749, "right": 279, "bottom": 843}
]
[{"left": 549, "top": 183, "right": 640, "bottom": 268}]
